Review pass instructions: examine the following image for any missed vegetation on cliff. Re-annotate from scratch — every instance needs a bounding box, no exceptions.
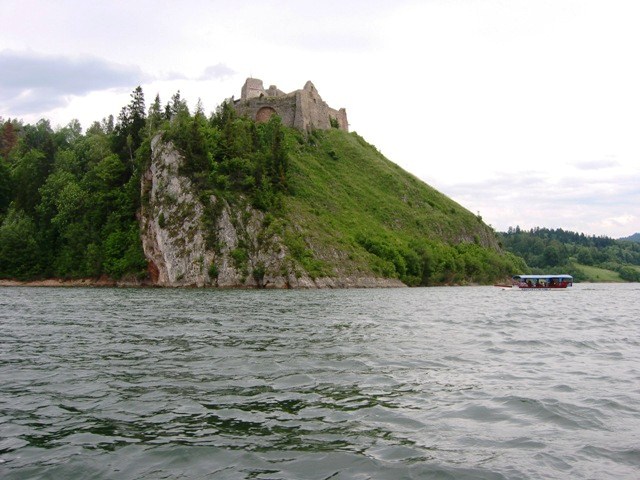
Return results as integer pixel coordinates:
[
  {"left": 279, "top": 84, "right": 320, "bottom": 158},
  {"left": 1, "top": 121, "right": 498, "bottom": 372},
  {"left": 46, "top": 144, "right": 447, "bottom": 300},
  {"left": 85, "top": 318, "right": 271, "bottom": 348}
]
[{"left": 1, "top": 86, "right": 523, "bottom": 285}]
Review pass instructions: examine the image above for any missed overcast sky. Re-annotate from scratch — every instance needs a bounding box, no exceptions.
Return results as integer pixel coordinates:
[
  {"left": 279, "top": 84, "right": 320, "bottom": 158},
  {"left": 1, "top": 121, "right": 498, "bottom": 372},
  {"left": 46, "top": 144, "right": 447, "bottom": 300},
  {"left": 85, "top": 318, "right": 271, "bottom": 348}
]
[{"left": 1, "top": 0, "right": 639, "bottom": 238}]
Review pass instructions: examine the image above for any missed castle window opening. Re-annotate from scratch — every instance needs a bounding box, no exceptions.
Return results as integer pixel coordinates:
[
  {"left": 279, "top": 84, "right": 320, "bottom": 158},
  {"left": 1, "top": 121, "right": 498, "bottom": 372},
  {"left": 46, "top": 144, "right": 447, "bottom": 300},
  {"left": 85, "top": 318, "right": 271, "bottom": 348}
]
[{"left": 256, "top": 106, "right": 277, "bottom": 123}]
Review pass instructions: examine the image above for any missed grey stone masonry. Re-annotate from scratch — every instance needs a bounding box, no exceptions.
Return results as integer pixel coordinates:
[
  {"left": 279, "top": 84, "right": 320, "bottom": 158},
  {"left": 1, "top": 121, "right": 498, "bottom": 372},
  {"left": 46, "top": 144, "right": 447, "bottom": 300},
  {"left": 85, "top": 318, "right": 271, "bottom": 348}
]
[{"left": 233, "top": 78, "right": 348, "bottom": 132}]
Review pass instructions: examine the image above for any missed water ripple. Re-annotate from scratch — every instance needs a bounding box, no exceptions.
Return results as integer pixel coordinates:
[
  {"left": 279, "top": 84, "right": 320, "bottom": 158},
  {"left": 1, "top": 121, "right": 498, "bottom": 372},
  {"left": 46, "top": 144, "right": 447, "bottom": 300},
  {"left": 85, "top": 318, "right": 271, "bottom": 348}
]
[{"left": 1, "top": 284, "right": 639, "bottom": 479}]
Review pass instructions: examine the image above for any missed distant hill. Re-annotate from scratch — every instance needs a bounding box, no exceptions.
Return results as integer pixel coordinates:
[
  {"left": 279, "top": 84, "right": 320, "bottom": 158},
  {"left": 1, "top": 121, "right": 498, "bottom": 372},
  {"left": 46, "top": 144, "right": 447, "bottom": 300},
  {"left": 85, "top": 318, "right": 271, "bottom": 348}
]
[{"left": 620, "top": 233, "right": 640, "bottom": 242}]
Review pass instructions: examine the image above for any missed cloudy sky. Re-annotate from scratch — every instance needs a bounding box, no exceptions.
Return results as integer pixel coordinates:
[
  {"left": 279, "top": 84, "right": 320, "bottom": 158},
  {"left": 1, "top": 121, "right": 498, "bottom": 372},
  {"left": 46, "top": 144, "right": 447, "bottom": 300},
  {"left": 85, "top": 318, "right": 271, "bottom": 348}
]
[{"left": 2, "top": 0, "right": 639, "bottom": 238}]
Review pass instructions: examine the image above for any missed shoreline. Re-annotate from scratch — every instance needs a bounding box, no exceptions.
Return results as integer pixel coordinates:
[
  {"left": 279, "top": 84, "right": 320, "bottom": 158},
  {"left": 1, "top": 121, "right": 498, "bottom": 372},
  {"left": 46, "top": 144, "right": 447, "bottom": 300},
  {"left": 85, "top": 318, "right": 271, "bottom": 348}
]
[
  {"left": 0, "top": 277, "right": 407, "bottom": 289},
  {"left": 0, "top": 278, "right": 152, "bottom": 288}
]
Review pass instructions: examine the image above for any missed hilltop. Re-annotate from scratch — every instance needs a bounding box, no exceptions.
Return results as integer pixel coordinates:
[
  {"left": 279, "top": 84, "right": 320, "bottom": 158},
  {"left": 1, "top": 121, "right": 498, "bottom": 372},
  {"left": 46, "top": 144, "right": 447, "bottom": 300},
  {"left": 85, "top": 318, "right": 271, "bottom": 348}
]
[{"left": 0, "top": 86, "right": 523, "bottom": 287}]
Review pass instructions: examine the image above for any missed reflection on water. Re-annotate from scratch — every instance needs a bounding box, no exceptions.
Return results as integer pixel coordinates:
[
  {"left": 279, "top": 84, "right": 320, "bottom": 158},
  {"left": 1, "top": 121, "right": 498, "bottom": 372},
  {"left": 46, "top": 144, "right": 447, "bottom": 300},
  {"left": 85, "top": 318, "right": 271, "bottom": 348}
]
[{"left": 1, "top": 284, "right": 640, "bottom": 479}]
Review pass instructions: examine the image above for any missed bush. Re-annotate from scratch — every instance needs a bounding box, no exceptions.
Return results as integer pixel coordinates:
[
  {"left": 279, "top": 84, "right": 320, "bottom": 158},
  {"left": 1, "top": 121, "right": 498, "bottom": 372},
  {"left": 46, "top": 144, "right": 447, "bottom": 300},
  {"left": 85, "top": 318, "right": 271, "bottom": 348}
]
[
  {"left": 208, "top": 262, "right": 219, "bottom": 280},
  {"left": 230, "top": 247, "right": 249, "bottom": 276},
  {"left": 618, "top": 266, "right": 640, "bottom": 282},
  {"left": 252, "top": 262, "right": 266, "bottom": 286}
]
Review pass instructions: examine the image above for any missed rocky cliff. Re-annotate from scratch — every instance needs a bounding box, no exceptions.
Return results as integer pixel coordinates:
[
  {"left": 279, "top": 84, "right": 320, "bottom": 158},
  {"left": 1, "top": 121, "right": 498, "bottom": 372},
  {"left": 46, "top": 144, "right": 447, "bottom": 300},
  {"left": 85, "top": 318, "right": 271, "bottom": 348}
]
[{"left": 139, "top": 135, "right": 404, "bottom": 288}]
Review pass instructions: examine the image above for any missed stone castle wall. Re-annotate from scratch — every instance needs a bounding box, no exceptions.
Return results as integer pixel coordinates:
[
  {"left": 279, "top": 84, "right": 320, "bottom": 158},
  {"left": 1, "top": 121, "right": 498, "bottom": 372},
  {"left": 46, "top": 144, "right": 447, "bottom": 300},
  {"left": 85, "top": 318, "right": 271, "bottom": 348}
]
[{"left": 233, "top": 78, "right": 348, "bottom": 132}]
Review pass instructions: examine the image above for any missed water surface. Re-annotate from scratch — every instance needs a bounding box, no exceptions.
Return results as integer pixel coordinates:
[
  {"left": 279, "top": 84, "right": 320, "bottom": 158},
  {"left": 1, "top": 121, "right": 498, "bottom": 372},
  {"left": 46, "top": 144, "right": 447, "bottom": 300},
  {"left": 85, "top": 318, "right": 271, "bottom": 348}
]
[{"left": 1, "top": 284, "right": 639, "bottom": 479}]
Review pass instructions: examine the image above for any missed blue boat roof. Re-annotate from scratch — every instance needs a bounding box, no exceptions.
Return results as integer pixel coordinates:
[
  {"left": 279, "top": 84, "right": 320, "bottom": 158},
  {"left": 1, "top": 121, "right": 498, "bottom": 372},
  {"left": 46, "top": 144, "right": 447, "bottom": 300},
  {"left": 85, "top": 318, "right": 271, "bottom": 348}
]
[{"left": 513, "top": 274, "right": 573, "bottom": 280}]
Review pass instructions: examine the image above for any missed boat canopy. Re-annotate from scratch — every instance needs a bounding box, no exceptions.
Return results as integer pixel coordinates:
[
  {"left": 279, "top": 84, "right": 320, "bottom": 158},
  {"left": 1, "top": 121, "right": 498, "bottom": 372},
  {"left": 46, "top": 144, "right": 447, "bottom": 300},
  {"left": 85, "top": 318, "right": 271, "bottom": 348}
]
[{"left": 513, "top": 274, "right": 573, "bottom": 280}]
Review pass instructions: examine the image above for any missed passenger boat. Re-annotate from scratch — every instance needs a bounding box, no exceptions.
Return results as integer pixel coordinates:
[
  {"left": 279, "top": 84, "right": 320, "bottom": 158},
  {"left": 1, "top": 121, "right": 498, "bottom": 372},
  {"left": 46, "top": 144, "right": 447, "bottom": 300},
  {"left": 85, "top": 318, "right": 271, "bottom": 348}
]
[{"left": 496, "top": 274, "right": 573, "bottom": 290}]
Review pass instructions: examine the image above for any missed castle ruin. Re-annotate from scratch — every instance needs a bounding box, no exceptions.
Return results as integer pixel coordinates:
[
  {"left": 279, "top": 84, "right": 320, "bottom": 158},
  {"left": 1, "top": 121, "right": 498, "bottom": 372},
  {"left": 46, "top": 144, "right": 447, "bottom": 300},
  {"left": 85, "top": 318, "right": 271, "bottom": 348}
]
[{"left": 233, "top": 78, "right": 348, "bottom": 132}]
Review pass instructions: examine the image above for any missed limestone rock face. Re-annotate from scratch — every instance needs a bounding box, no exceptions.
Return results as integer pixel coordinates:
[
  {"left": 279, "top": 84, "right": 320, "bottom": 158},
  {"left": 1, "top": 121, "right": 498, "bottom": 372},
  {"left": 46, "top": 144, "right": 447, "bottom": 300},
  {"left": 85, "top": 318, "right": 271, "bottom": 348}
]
[
  {"left": 140, "top": 136, "right": 212, "bottom": 286},
  {"left": 140, "top": 135, "right": 280, "bottom": 288},
  {"left": 140, "top": 135, "right": 405, "bottom": 289}
]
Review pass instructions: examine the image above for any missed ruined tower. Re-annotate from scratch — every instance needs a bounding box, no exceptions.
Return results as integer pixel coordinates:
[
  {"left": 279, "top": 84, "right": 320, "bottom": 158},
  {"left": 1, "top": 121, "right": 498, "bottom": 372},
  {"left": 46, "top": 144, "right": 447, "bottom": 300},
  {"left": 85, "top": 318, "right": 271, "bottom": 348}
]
[{"left": 233, "top": 78, "right": 348, "bottom": 132}]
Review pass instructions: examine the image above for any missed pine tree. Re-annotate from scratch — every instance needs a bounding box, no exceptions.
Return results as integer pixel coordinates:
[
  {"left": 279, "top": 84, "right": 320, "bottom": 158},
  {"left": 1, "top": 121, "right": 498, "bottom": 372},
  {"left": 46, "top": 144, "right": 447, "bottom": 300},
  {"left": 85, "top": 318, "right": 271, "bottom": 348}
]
[
  {"left": 148, "top": 94, "right": 163, "bottom": 134},
  {"left": 113, "top": 86, "right": 146, "bottom": 163}
]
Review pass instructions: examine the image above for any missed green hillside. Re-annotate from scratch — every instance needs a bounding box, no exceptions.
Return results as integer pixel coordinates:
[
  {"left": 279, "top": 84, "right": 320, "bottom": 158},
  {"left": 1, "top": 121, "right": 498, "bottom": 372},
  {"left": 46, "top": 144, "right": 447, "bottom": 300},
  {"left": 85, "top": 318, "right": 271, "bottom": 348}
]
[
  {"left": 0, "top": 88, "right": 524, "bottom": 286},
  {"left": 282, "top": 129, "right": 523, "bottom": 284}
]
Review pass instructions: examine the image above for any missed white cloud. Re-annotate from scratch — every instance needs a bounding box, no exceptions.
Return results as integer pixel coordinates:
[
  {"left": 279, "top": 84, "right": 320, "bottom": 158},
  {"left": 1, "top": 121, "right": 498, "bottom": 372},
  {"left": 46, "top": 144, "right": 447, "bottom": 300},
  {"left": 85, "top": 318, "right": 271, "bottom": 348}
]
[
  {"left": 573, "top": 158, "right": 620, "bottom": 171},
  {"left": 199, "top": 63, "right": 237, "bottom": 81}
]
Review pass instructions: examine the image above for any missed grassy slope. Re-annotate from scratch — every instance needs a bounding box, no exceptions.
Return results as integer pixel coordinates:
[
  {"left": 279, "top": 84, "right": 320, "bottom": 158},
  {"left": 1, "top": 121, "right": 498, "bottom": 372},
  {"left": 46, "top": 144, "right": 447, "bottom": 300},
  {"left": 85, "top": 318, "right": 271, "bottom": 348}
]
[
  {"left": 282, "top": 129, "right": 505, "bottom": 279},
  {"left": 573, "top": 264, "right": 624, "bottom": 282}
]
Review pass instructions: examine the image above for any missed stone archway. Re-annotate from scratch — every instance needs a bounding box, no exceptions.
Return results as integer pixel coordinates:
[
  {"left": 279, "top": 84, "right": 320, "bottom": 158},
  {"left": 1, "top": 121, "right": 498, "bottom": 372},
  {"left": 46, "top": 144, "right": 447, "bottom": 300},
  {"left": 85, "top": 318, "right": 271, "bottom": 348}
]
[{"left": 256, "top": 106, "right": 277, "bottom": 123}]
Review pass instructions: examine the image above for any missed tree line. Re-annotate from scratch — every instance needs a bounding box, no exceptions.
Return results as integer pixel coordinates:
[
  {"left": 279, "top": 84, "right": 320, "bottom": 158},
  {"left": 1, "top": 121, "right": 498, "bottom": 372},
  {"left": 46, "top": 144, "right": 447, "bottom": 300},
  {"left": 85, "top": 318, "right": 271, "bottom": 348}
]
[{"left": 499, "top": 226, "right": 640, "bottom": 281}]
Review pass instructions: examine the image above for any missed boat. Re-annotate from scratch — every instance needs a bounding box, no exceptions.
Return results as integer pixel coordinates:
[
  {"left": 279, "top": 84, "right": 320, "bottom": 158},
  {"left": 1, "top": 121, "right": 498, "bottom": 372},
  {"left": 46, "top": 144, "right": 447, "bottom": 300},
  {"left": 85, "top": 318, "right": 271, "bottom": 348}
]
[{"left": 496, "top": 274, "right": 573, "bottom": 290}]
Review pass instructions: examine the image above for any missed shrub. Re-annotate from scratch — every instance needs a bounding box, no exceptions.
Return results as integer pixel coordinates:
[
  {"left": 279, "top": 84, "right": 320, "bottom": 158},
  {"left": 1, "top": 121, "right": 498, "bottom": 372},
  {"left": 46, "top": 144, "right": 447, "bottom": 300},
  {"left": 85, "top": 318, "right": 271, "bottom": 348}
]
[{"left": 208, "top": 262, "right": 219, "bottom": 280}]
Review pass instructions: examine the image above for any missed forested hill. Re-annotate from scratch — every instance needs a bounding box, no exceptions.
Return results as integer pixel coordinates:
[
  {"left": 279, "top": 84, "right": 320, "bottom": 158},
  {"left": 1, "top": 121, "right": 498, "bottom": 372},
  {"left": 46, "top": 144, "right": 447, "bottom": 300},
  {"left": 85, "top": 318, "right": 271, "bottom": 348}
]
[
  {"left": 499, "top": 227, "right": 640, "bottom": 282},
  {"left": 0, "top": 87, "right": 523, "bottom": 287},
  {"left": 620, "top": 232, "right": 640, "bottom": 242}
]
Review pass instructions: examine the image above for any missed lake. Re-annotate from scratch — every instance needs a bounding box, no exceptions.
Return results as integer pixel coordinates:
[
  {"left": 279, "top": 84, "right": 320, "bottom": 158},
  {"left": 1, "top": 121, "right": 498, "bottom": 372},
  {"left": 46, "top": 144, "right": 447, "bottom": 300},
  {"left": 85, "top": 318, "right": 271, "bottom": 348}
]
[{"left": 1, "top": 284, "right": 639, "bottom": 479}]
